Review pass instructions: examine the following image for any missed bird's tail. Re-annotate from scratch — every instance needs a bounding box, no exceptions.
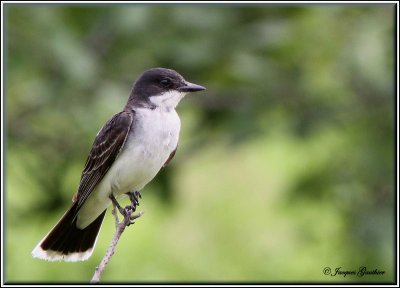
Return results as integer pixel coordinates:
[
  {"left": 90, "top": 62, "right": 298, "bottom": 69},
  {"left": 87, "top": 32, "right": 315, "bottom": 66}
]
[{"left": 31, "top": 202, "right": 106, "bottom": 262}]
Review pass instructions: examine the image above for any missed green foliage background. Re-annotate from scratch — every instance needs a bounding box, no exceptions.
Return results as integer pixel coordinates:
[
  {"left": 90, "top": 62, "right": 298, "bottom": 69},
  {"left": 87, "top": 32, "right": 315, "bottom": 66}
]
[{"left": 5, "top": 3, "right": 395, "bottom": 283}]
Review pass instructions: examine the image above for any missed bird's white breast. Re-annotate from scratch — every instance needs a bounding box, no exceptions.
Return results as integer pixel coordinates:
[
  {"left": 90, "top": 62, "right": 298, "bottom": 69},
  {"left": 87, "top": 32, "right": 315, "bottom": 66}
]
[{"left": 77, "top": 107, "right": 180, "bottom": 228}]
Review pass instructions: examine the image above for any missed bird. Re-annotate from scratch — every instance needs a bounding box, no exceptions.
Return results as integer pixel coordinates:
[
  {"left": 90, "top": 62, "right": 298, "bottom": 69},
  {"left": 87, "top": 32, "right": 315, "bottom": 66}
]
[{"left": 31, "top": 68, "right": 206, "bottom": 262}]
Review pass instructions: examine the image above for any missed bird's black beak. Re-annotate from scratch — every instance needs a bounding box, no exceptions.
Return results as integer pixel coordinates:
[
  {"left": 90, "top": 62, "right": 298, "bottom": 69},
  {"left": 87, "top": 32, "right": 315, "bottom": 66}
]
[{"left": 178, "top": 81, "right": 206, "bottom": 92}]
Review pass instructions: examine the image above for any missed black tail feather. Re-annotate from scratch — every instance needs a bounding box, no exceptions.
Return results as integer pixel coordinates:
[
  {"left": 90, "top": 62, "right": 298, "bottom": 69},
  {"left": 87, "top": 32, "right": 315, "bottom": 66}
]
[{"left": 33, "top": 202, "right": 106, "bottom": 261}]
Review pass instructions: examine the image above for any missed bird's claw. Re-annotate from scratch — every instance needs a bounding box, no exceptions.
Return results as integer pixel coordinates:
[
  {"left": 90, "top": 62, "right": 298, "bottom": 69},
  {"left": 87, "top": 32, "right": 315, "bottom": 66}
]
[
  {"left": 126, "top": 191, "right": 142, "bottom": 212},
  {"left": 110, "top": 192, "right": 143, "bottom": 226}
]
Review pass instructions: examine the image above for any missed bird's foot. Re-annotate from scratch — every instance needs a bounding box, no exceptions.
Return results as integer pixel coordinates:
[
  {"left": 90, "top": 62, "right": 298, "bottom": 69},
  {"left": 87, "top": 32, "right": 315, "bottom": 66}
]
[
  {"left": 126, "top": 191, "right": 142, "bottom": 212},
  {"left": 110, "top": 192, "right": 143, "bottom": 226},
  {"left": 124, "top": 206, "right": 144, "bottom": 226},
  {"left": 109, "top": 193, "right": 125, "bottom": 216}
]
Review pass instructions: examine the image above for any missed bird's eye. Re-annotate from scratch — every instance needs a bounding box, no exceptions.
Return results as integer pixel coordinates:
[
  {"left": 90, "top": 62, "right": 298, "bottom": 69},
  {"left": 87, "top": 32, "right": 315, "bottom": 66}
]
[{"left": 160, "top": 78, "right": 172, "bottom": 88}]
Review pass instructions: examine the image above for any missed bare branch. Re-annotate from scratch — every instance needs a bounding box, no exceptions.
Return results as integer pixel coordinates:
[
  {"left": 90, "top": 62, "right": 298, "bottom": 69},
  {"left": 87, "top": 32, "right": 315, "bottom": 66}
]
[
  {"left": 111, "top": 204, "right": 119, "bottom": 229},
  {"left": 90, "top": 201, "right": 144, "bottom": 283}
]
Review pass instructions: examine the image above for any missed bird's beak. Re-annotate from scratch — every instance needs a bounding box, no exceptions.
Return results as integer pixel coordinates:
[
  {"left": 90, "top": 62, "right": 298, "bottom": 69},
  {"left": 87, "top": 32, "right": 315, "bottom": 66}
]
[{"left": 178, "top": 81, "right": 206, "bottom": 92}]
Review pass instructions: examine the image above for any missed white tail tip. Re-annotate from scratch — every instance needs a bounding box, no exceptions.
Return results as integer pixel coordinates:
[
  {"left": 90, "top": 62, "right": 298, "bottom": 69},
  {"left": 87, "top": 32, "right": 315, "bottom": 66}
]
[{"left": 31, "top": 243, "right": 93, "bottom": 262}]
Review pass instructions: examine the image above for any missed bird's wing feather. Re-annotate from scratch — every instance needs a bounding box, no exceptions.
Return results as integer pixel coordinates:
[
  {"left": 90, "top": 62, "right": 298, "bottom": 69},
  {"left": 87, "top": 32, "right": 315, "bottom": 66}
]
[
  {"left": 74, "top": 111, "right": 134, "bottom": 210},
  {"left": 163, "top": 146, "right": 178, "bottom": 167}
]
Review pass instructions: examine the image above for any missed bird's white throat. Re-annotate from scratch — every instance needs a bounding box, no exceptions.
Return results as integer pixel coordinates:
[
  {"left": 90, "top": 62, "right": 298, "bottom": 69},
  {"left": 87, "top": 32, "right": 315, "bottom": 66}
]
[{"left": 149, "top": 90, "right": 186, "bottom": 110}]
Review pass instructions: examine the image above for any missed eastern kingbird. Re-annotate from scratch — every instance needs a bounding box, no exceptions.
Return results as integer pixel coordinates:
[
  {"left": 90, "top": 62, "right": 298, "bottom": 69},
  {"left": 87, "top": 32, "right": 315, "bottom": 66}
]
[{"left": 32, "top": 68, "right": 206, "bottom": 262}]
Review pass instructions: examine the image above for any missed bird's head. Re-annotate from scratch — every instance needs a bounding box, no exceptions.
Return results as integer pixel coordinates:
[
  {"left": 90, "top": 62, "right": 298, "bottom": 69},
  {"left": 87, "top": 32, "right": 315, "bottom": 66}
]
[{"left": 130, "top": 68, "right": 206, "bottom": 110}]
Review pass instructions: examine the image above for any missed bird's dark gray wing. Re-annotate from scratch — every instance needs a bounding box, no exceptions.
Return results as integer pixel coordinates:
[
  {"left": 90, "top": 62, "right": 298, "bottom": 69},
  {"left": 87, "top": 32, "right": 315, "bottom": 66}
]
[
  {"left": 74, "top": 111, "right": 134, "bottom": 210},
  {"left": 163, "top": 146, "right": 177, "bottom": 167}
]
